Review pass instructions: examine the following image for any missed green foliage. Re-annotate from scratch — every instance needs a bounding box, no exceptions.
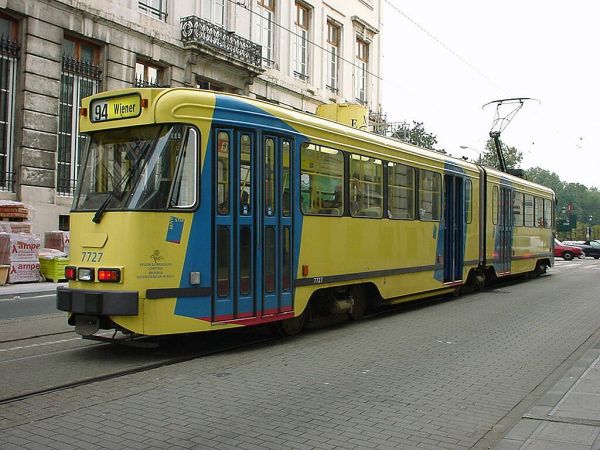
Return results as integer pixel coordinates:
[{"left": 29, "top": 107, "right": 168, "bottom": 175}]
[
  {"left": 480, "top": 138, "right": 523, "bottom": 170},
  {"left": 391, "top": 121, "right": 441, "bottom": 152},
  {"left": 526, "top": 167, "right": 600, "bottom": 236}
]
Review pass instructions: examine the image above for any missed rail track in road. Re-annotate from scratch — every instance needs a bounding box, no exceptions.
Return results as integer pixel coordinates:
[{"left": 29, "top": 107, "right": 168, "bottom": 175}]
[{"left": 0, "top": 327, "right": 280, "bottom": 406}]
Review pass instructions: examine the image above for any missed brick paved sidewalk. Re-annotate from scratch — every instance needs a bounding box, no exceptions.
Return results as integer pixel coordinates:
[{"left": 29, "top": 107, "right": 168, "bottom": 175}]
[{"left": 495, "top": 345, "right": 600, "bottom": 449}]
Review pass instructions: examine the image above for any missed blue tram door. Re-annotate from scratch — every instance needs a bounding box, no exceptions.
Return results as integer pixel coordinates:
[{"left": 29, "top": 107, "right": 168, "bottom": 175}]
[
  {"left": 213, "top": 129, "right": 293, "bottom": 322},
  {"left": 443, "top": 175, "right": 465, "bottom": 283},
  {"left": 497, "top": 187, "right": 513, "bottom": 275}
]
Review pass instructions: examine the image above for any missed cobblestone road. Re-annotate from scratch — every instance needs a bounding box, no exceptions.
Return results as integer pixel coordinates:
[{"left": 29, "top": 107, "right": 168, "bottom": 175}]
[{"left": 2, "top": 260, "right": 600, "bottom": 449}]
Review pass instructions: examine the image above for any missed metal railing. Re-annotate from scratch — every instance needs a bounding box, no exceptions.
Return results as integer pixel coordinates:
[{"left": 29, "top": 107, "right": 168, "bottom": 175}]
[
  {"left": 134, "top": 76, "right": 165, "bottom": 88},
  {"left": 139, "top": 1, "right": 167, "bottom": 21},
  {"left": 57, "top": 178, "right": 77, "bottom": 197},
  {"left": 180, "top": 16, "right": 262, "bottom": 69},
  {"left": 0, "top": 171, "right": 15, "bottom": 192}
]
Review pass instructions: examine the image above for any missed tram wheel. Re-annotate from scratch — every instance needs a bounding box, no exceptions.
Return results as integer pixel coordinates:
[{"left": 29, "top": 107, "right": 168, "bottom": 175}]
[
  {"left": 349, "top": 285, "right": 368, "bottom": 320},
  {"left": 278, "top": 309, "right": 308, "bottom": 336}
]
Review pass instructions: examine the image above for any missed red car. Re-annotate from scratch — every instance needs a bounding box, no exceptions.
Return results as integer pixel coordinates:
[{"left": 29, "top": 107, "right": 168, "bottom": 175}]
[{"left": 554, "top": 239, "right": 584, "bottom": 261}]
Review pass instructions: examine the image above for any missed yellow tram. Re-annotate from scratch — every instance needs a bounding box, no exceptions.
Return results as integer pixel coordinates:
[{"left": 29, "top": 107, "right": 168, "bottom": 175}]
[{"left": 57, "top": 88, "right": 555, "bottom": 337}]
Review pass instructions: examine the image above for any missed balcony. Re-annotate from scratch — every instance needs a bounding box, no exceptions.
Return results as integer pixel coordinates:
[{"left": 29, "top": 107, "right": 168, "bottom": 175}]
[{"left": 180, "top": 16, "right": 263, "bottom": 75}]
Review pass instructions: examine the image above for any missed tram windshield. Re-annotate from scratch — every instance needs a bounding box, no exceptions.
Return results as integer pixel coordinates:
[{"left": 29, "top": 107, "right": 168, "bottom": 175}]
[{"left": 73, "top": 124, "right": 197, "bottom": 216}]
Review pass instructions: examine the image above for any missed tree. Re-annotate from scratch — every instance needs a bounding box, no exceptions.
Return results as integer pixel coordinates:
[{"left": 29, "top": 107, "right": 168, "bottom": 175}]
[
  {"left": 391, "top": 121, "right": 440, "bottom": 152},
  {"left": 525, "top": 167, "right": 564, "bottom": 198},
  {"left": 480, "top": 137, "right": 523, "bottom": 170}
]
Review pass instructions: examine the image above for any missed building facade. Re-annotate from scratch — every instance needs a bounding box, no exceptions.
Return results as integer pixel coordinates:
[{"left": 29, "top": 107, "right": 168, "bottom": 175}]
[{"left": 0, "top": 0, "right": 382, "bottom": 233}]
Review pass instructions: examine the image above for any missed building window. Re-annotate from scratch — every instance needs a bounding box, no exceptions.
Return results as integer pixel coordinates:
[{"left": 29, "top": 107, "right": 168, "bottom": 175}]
[
  {"left": 58, "top": 37, "right": 102, "bottom": 196},
  {"left": 0, "top": 16, "right": 18, "bottom": 192},
  {"left": 326, "top": 20, "right": 340, "bottom": 93},
  {"left": 135, "top": 60, "right": 163, "bottom": 87},
  {"left": 256, "top": 0, "right": 275, "bottom": 66},
  {"left": 204, "top": 0, "right": 225, "bottom": 27},
  {"left": 354, "top": 38, "right": 368, "bottom": 104},
  {"left": 196, "top": 78, "right": 224, "bottom": 92},
  {"left": 139, "top": 0, "right": 168, "bottom": 21},
  {"left": 293, "top": 2, "right": 309, "bottom": 81}
]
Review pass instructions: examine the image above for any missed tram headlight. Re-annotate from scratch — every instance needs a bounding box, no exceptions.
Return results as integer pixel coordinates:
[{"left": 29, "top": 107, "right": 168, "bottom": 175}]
[{"left": 77, "top": 268, "right": 95, "bottom": 282}]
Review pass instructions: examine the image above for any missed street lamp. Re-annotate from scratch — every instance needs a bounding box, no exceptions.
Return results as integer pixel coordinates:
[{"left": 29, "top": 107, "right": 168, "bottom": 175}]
[
  {"left": 588, "top": 215, "right": 593, "bottom": 241},
  {"left": 459, "top": 145, "right": 483, "bottom": 164}
]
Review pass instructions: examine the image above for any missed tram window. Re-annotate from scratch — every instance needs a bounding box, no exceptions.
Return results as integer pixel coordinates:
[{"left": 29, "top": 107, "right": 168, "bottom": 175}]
[
  {"left": 217, "top": 227, "right": 230, "bottom": 298},
  {"left": 127, "top": 125, "right": 188, "bottom": 210},
  {"left": 240, "top": 227, "right": 252, "bottom": 295},
  {"left": 171, "top": 128, "right": 198, "bottom": 208},
  {"left": 492, "top": 186, "right": 499, "bottom": 225},
  {"left": 265, "top": 138, "right": 275, "bottom": 216},
  {"left": 524, "top": 194, "right": 534, "bottom": 227},
  {"left": 388, "top": 162, "right": 414, "bottom": 220},
  {"left": 217, "top": 132, "right": 230, "bottom": 215},
  {"left": 418, "top": 170, "right": 441, "bottom": 221},
  {"left": 513, "top": 192, "right": 524, "bottom": 227},
  {"left": 544, "top": 198, "right": 553, "bottom": 228},
  {"left": 264, "top": 227, "right": 276, "bottom": 293},
  {"left": 282, "top": 227, "right": 291, "bottom": 291},
  {"left": 282, "top": 141, "right": 291, "bottom": 217},
  {"left": 535, "top": 197, "right": 544, "bottom": 227},
  {"left": 350, "top": 154, "right": 383, "bottom": 218},
  {"left": 465, "top": 179, "right": 472, "bottom": 224},
  {"left": 300, "top": 144, "right": 344, "bottom": 216},
  {"left": 240, "top": 135, "right": 252, "bottom": 216}
]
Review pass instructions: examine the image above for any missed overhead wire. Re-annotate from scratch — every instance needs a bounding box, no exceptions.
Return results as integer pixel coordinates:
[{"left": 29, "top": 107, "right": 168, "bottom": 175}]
[{"left": 383, "top": 0, "right": 508, "bottom": 95}]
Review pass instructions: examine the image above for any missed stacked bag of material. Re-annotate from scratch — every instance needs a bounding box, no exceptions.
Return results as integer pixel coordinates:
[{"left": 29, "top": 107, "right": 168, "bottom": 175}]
[
  {"left": 0, "top": 233, "right": 42, "bottom": 283},
  {"left": 43, "top": 231, "right": 70, "bottom": 255},
  {"left": 0, "top": 200, "right": 41, "bottom": 283}
]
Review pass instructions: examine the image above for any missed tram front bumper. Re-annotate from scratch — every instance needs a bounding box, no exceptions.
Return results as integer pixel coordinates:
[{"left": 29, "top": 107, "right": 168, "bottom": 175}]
[{"left": 56, "top": 287, "right": 139, "bottom": 316}]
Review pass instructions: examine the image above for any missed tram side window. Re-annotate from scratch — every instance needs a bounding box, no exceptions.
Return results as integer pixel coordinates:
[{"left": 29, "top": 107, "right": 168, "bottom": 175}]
[
  {"left": 171, "top": 128, "right": 198, "bottom": 208},
  {"left": 350, "top": 154, "right": 383, "bottom": 218},
  {"left": 492, "top": 186, "right": 499, "bottom": 225},
  {"left": 388, "top": 162, "right": 414, "bottom": 219},
  {"left": 239, "top": 135, "right": 252, "bottom": 215},
  {"left": 535, "top": 197, "right": 544, "bottom": 228},
  {"left": 524, "top": 194, "right": 534, "bottom": 227},
  {"left": 465, "top": 179, "right": 472, "bottom": 224},
  {"left": 300, "top": 144, "right": 344, "bottom": 216},
  {"left": 544, "top": 198, "right": 553, "bottom": 228},
  {"left": 418, "top": 170, "right": 441, "bottom": 221},
  {"left": 217, "top": 132, "right": 230, "bottom": 215},
  {"left": 513, "top": 192, "right": 524, "bottom": 227},
  {"left": 264, "top": 138, "right": 275, "bottom": 216}
]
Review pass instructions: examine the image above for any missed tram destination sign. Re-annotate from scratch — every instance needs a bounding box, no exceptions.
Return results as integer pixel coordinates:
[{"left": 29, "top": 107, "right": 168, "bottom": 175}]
[{"left": 90, "top": 94, "right": 142, "bottom": 123}]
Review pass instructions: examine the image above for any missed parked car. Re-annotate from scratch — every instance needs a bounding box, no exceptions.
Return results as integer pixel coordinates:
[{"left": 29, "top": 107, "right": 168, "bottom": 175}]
[
  {"left": 565, "top": 241, "right": 600, "bottom": 259},
  {"left": 554, "top": 239, "right": 585, "bottom": 260}
]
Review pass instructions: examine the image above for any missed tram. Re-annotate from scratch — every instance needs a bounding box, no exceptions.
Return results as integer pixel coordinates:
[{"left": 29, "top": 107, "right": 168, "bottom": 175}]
[{"left": 57, "top": 88, "right": 555, "bottom": 337}]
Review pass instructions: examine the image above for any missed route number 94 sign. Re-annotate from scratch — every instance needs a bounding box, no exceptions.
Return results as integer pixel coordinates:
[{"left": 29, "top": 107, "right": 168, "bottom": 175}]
[{"left": 90, "top": 94, "right": 142, "bottom": 123}]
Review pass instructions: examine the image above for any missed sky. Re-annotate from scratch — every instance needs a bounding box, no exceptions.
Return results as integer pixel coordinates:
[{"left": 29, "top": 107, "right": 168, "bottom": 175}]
[{"left": 381, "top": 0, "right": 600, "bottom": 189}]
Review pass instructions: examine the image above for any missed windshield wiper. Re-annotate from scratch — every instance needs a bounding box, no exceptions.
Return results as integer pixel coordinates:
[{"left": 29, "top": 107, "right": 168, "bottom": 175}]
[{"left": 92, "top": 191, "right": 117, "bottom": 224}]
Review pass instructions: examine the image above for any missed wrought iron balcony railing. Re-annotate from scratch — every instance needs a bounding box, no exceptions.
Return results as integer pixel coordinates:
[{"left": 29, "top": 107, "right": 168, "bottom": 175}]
[{"left": 180, "top": 16, "right": 262, "bottom": 70}]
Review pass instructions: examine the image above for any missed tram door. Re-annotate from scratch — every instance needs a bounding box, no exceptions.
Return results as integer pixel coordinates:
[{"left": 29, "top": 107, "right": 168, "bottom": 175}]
[
  {"left": 497, "top": 187, "right": 513, "bottom": 275},
  {"left": 443, "top": 175, "right": 465, "bottom": 283},
  {"left": 213, "top": 129, "right": 293, "bottom": 322}
]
